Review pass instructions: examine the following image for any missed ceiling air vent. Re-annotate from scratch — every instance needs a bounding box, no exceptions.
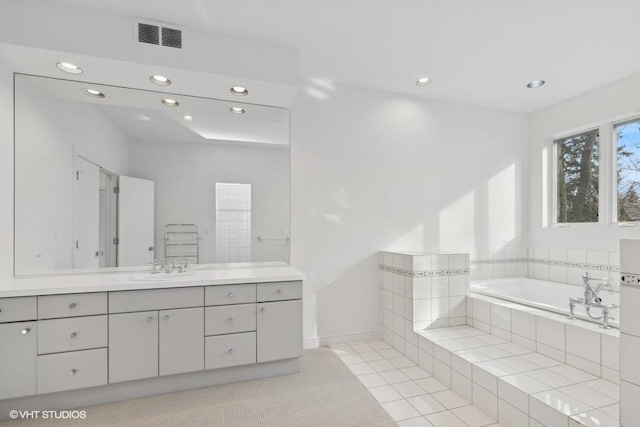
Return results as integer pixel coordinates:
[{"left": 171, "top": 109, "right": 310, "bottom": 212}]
[
  {"left": 136, "top": 21, "right": 183, "bottom": 49},
  {"left": 162, "top": 27, "right": 182, "bottom": 49},
  {"left": 138, "top": 23, "right": 160, "bottom": 45}
]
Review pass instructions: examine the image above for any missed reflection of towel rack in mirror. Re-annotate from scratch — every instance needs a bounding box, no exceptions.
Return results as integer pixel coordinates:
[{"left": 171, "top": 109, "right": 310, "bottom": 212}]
[
  {"left": 257, "top": 236, "right": 290, "bottom": 243},
  {"left": 164, "top": 224, "right": 200, "bottom": 263}
]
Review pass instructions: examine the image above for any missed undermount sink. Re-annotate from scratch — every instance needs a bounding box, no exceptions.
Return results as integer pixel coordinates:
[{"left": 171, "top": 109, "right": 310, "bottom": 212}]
[{"left": 129, "top": 271, "right": 198, "bottom": 282}]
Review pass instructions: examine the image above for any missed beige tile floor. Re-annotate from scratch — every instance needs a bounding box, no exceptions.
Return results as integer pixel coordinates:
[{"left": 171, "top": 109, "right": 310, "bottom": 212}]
[{"left": 331, "top": 339, "right": 503, "bottom": 427}]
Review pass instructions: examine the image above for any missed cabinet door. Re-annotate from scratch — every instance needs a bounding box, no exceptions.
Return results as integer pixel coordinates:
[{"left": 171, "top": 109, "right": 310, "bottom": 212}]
[
  {"left": 0, "top": 322, "right": 37, "bottom": 399},
  {"left": 159, "top": 307, "right": 204, "bottom": 376},
  {"left": 109, "top": 311, "right": 158, "bottom": 383},
  {"left": 257, "top": 300, "right": 302, "bottom": 363}
]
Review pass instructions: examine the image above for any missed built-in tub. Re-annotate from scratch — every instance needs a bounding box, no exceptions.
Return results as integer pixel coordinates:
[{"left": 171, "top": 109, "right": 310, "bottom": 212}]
[{"left": 471, "top": 277, "right": 620, "bottom": 328}]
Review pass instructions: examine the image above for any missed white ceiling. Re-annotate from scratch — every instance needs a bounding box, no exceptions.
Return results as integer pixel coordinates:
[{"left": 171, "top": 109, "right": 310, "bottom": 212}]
[{"left": 46, "top": 0, "right": 640, "bottom": 113}]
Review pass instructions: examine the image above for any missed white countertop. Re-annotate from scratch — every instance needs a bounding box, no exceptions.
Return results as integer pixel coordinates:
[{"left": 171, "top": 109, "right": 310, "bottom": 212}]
[{"left": 0, "top": 262, "right": 305, "bottom": 298}]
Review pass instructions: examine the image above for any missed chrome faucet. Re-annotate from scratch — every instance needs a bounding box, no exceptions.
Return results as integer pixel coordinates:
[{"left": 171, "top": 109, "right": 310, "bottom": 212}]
[
  {"left": 582, "top": 272, "right": 614, "bottom": 304},
  {"left": 149, "top": 258, "right": 188, "bottom": 274},
  {"left": 568, "top": 272, "right": 617, "bottom": 329}
]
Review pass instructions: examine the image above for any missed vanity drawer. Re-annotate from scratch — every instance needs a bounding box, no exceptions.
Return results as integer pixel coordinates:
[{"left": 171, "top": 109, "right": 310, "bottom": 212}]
[
  {"left": 205, "top": 284, "right": 256, "bottom": 306},
  {"left": 257, "top": 281, "right": 302, "bottom": 302},
  {"left": 109, "top": 287, "right": 204, "bottom": 313},
  {"left": 0, "top": 297, "right": 37, "bottom": 323},
  {"left": 38, "top": 316, "right": 107, "bottom": 355},
  {"left": 37, "top": 348, "right": 107, "bottom": 394},
  {"left": 205, "top": 332, "right": 256, "bottom": 370},
  {"left": 205, "top": 304, "right": 256, "bottom": 336},
  {"left": 38, "top": 293, "right": 107, "bottom": 319}
]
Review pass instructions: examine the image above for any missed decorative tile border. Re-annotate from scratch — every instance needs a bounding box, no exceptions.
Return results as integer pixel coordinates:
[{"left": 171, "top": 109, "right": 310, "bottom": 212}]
[
  {"left": 471, "top": 257, "right": 620, "bottom": 272},
  {"left": 379, "top": 264, "right": 470, "bottom": 277},
  {"left": 621, "top": 273, "right": 640, "bottom": 287}
]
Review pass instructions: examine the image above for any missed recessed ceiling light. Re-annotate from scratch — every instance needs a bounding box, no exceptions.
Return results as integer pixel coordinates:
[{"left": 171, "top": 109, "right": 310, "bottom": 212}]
[
  {"left": 230, "top": 86, "right": 249, "bottom": 96},
  {"left": 183, "top": 115, "right": 194, "bottom": 121},
  {"left": 161, "top": 98, "right": 179, "bottom": 107},
  {"left": 527, "top": 80, "right": 546, "bottom": 89},
  {"left": 56, "top": 62, "right": 83, "bottom": 75},
  {"left": 149, "top": 75, "right": 171, "bottom": 86},
  {"left": 83, "top": 88, "right": 105, "bottom": 98},
  {"left": 416, "top": 77, "right": 431, "bottom": 86},
  {"left": 229, "top": 107, "right": 245, "bottom": 114}
]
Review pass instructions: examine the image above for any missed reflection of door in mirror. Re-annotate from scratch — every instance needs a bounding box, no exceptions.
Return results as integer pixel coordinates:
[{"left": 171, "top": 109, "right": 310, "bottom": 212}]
[
  {"left": 73, "top": 156, "right": 118, "bottom": 269},
  {"left": 73, "top": 156, "right": 100, "bottom": 269},
  {"left": 117, "top": 176, "right": 155, "bottom": 267}
]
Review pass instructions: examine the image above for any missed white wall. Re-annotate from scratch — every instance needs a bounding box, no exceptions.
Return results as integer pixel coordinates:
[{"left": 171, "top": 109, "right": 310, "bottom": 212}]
[
  {"left": 0, "top": 62, "right": 13, "bottom": 280},
  {"left": 14, "top": 76, "right": 129, "bottom": 274},
  {"left": 127, "top": 139, "right": 290, "bottom": 264},
  {"left": 290, "top": 84, "right": 529, "bottom": 344},
  {"left": 528, "top": 71, "right": 640, "bottom": 252}
]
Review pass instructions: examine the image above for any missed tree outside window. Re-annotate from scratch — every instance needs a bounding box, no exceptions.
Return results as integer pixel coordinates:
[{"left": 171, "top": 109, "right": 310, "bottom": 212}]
[
  {"left": 556, "top": 130, "right": 600, "bottom": 223},
  {"left": 616, "top": 119, "right": 640, "bottom": 222}
]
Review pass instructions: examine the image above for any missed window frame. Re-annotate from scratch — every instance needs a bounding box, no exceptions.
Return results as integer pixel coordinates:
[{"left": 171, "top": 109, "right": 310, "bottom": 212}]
[{"left": 547, "top": 112, "right": 640, "bottom": 228}]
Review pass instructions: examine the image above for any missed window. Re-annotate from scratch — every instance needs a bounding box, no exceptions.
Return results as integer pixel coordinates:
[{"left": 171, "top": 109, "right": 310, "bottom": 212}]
[
  {"left": 616, "top": 118, "right": 640, "bottom": 222},
  {"left": 215, "top": 183, "right": 251, "bottom": 263},
  {"left": 555, "top": 129, "right": 600, "bottom": 223}
]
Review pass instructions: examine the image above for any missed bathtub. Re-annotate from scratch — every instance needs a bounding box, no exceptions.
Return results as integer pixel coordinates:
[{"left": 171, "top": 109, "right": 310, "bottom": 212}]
[{"left": 470, "top": 277, "right": 620, "bottom": 328}]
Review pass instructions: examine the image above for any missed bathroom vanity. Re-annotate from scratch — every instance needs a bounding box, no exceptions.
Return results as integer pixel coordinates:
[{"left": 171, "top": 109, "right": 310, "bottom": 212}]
[{"left": 0, "top": 263, "right": 303, "bottom": 417}]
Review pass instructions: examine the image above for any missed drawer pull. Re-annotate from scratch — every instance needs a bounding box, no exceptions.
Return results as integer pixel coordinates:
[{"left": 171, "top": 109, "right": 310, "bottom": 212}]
[
  {"left": 0, "top": 308, "right": 3, "bottom": 313},
  {"left": 21, "top": 327, "right": 31, "bottom": 335},
  {"left": 260, "top": 307, "right": 265, "bottom": 313},
  {"left": 228, "top": 348, "right": 234, "bottom": 354},
  {"left": 68, "top": 368, "right": 77, "bottom": 376},
  {"left": 69, "top": 302, "right": 77, "bottom": 309},
  {"left": 228, "top": 293, "right": 234, "bottom": 298},
  {"left": 228, "top": 317, "right": 234, "bottom": 322},
  {"left": 69, "top": 332, "right": 78, "bottom": 339},
  {"left": 164, "top": 315, "right": 170, "bottom": 320},
  {"left": 277, "top": 289, "right": 283, "bottom": 294},
  {"left": 147, "top": 316, "right": 154, "bottom": 321}
]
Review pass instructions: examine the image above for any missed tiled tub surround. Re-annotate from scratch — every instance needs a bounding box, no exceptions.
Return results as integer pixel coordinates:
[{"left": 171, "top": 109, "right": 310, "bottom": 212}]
[
  {"left": 379, "top": 251, "right": 621, "bottom": 426},
  {"left": 619, "top": 239, "right": 640, "bottom": 426},
  {"left": 379, "top": 251, "right": 471, "bottom": 360},
  {"left": 468, "top": 247, "right": 621, "bottom": 289}
]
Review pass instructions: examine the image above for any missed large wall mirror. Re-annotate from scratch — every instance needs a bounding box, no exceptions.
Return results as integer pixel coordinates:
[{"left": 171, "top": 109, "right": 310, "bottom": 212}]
[{"left": 14, "top": 74, "right": 290, "bottom": 276}]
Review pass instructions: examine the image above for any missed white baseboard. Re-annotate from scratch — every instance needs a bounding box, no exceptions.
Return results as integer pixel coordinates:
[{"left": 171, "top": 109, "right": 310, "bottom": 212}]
[
  {"left": 303, "top": 336, "right": 320, "bottom": 349},
  {"left": 318, "top": 330, "right": 380, "bottom": 347}
]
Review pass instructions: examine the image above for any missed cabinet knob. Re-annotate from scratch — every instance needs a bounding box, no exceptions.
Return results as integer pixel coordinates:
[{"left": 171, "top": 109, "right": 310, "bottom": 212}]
[
  {"left": 69, "top": 302, "right": 77, "bottom": 309},
  {"left": 147, "top": 316, "right": 154, "bottom": 321},
  {"left": 228, "top": 348, "right": 234, "bottom": 354},
  {"left": 0, "top": 308, "right": 3, "bottom": 313},
  {"left": 228, "top": 293, "right": 234, "bottom": 298},
  {"left": 277, "top": 289, "right": 283, "bottom": 294},
  {"left": 21, "top": 327, "right": 31, "bottom": 335},
  {"left": 68, "top": 368, "right": 77, "bottom": 376},
  {"left": 228, "top": 317, "right": 234, "bottom": 322},
  {"left": 260, "top": 307, "right": 265, "bottom": 313},
  {"left": 164, "top": 315, "right": 170, "bottom": 320},
  {"left": 69, "top": 332, "right": 78, "bottom": 339}
]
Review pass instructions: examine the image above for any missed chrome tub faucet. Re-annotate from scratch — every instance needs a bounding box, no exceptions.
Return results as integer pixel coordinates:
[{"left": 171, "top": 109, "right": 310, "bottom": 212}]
[{"left": 568, "top": 272, "right": 618, "bottom": 329}]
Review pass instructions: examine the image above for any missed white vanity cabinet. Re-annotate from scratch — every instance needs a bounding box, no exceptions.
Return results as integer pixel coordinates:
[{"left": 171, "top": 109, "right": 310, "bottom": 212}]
[
  {"left": 109, "top": 311, "right": 159, "bottom": 383},
  {"left": 0, "top": 321, "right": 37, "bottom": 400},
  {"left": 159, "top": 307, "right": 204, "bottom": 376},
  {"left": 0, "top": 272, "right": 303, "bottom": 411},
  {"left": 256, "top": 281, "right": 303, "bottom": 363}
]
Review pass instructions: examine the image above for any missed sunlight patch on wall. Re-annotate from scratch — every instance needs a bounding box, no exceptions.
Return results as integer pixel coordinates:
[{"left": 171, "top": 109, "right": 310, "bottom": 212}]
[
  {"left": 541, "top": 146, "right": 549, "bottom": 228},
  {"left": 489, "top": 164, "right": 515, "bottom": 248},
  {"left": 439, "top": 191, "right": 475, "bottom": 250}
]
